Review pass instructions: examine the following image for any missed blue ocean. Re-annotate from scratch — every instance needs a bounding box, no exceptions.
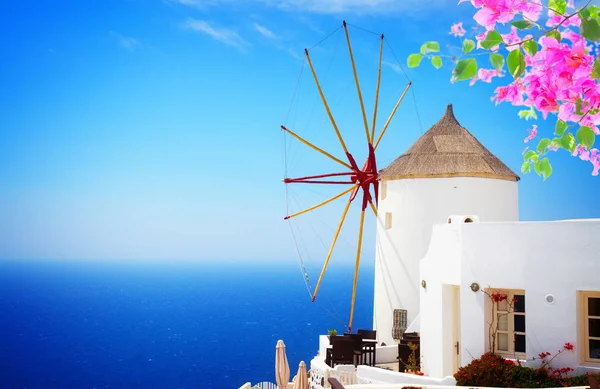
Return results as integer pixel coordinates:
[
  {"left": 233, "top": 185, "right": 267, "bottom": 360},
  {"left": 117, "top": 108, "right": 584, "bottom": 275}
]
[{"left": 0, "top": 259, "right": 374, "bottom": 389}]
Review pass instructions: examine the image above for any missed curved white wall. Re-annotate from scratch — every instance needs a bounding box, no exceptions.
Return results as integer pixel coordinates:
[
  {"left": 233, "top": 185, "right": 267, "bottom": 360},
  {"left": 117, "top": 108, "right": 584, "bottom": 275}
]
[{"left": 373, "top": 177, "right": 518, "bottom": 345}]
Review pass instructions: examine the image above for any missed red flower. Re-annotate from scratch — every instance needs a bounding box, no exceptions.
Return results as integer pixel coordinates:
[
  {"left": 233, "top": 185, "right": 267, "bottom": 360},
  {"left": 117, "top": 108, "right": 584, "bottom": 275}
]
[{"left": 563, "top": 342, "right": 574, "bottom": 351}]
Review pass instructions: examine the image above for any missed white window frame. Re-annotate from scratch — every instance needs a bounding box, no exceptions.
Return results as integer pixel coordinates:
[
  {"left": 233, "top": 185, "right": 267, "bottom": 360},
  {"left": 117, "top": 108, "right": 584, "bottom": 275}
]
[
  {"left": 380, "top": 180, "right": 387, "bottom": 200},
  {"left": 490, "top": 289, "right": 526, "bottom": 358},
  {"left": 385, "top": 212, "right": 392, "bottom": 229},
  {"left": 581, "top": 291, "right": 600, "bottom": 364}
]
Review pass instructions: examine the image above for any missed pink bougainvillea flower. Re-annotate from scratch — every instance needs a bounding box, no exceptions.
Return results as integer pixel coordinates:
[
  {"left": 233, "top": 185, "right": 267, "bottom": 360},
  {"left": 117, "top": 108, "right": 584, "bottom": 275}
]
[
  {"left": 591, "top": 150, "right": 600, "bottom": 176},
  {"left": 478, "top": 68, "right": 503, "bottom": 83},
  {"left": 433, "top": 0, "right": 598, "bottom": 174},
  {"left": 450, "top": 22, "right": 467, "bottom": 37},
  {"left": 524, "top": 124, "right": 538, "bottom": 143},
  {"left": 573, "top": 144, "right": 590, "bottom": 160},
  {"left": 492, "top": 83, "right": 524, "bottom": 106},
  {"left": 474, "top": 5, "right": 514, "bottom": 30}
]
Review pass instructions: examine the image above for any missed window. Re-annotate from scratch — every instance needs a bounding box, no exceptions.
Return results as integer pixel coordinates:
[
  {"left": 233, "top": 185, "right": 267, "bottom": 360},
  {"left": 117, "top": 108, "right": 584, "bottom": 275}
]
[
  {"left": 582, "top": 291, "right": 600, "bottom": 363},
  {"left": 385, "top": 212, "right": 392, "bottom": 229},
  {"left": 380, "top": 180, "right": 387, "bottom": 200},
  {"left": 490, "top": 289, "right": 526, "bottom": 356}
]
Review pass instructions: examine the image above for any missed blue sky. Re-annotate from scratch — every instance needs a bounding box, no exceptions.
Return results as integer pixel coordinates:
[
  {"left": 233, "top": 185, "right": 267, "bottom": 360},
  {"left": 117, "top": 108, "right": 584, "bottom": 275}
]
[{"left": 0, "top": 0, "right": 598, "bottom": 261}]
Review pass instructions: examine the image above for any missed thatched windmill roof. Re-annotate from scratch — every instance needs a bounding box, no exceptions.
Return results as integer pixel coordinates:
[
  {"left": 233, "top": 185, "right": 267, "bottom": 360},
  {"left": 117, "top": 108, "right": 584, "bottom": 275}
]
[{"left": 379, "top": 104, "right": 520, "bottom": 182}]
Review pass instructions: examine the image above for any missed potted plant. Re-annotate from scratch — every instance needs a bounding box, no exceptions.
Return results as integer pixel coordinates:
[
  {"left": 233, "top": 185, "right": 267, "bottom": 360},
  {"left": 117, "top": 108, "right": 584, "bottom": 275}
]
[
  {"left": 327, "top": 328, "right": 337, "bottom": 339},
  {"left": 403, "top": 342, "right": 423, "bottom": 375}
]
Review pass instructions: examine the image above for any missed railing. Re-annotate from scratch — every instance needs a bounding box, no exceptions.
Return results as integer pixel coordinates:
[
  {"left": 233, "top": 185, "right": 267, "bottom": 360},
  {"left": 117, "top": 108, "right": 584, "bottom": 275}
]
[{"left": 309, "top": 357, "right": 357, "bottom": 389}]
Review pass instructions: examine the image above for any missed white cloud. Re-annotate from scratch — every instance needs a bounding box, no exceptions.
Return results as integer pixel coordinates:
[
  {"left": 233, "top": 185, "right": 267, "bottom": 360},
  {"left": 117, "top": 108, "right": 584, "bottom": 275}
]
[
  {"left": 383, "top": 60, "right": 402, "bottom": 74},
  {"left": 164, "top": 0, "right": 204, "bottom": 8},
  {"left": 183, "top": 19, "right": 249, "bottom": 49},
  {"left": 109, "top": 31, "right": 140, "bottom": 51},
  {"left": 170, "top": 0, "right": 445, "bottom": 15},
  {"left": 253, "top": 22, "right": 277, "bottom": 39}
]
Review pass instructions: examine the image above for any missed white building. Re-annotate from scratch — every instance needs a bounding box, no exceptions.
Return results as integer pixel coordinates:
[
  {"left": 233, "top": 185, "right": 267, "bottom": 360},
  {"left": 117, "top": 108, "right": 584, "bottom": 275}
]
[{"left": 374, "top": 104, "right": 600, "bottom": 378}]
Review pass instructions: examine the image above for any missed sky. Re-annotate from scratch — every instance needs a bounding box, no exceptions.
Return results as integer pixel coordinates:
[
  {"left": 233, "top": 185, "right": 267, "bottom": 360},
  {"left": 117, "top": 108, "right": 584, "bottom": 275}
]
[{"left": 1, "top": 0, "right": 599, "bottom": 262}]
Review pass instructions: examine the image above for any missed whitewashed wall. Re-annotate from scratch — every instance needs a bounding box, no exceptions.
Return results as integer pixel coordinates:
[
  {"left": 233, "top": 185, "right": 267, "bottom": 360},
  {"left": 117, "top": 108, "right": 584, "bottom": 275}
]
[
  {"left": 459, "top": 219, "right": 600, "bottom": 371},
  {"left": 373, "top": 177, "right": 518, "bottom": 345},
  {"left": 420, "top": 221, "right": 463, "bottom": 378},
  {"left": 421, "top": 218, "right": 600, "bottom": 379}
]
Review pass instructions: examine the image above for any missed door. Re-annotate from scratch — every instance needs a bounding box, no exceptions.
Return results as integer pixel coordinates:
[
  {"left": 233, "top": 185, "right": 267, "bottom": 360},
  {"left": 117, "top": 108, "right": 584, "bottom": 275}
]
[{"left": 452, "top": 285, "right": 461, "bottom": 372}]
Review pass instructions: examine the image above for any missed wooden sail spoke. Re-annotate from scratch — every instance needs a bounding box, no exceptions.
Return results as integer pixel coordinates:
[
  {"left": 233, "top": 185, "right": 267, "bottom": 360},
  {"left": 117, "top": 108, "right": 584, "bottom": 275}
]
[
  {"left": 374, "top": 82, "right": 411, "bottom": 150},
  {"left": 281, "top": 125, "right": 352, "bottom": 170},
  {"left": 311, "top": 196, "right": 353, "bottom": 302},
  {"left": 305, "top": 49, "right": 349, "bottom": 155},
  {"left": 284, "top": 185, "right": 357, "bottom": 220},
  {"left": 348, "top": 208, "right": 366, "bottom": 333},
  {"left": 371, "top": 34, "right": 384, "bottom": 145},
  {"left": 343, "top": 21, "right": 370, "bottom": 145}
]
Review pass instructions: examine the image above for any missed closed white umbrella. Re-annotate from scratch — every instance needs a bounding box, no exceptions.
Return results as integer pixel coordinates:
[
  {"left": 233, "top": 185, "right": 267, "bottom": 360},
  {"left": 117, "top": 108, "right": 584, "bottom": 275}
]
[
  {"left": 275, "top": 340, "right": 291, "bottom": 389},
  {"left": 292, "top": 361, "right": 308, "bottom": 389}
]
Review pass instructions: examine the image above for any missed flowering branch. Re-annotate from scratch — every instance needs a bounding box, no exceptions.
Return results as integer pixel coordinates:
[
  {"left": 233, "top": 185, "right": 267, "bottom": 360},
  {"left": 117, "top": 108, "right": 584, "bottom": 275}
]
[{"left": 407, "top": 0, "right": 600, "bottom": 178}]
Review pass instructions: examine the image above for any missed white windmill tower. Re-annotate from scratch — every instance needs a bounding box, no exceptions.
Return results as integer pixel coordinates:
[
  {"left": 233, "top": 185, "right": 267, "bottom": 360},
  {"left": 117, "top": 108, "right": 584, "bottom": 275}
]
[{"left": 373, "top": 104, "right": 520, "bottom": 345}]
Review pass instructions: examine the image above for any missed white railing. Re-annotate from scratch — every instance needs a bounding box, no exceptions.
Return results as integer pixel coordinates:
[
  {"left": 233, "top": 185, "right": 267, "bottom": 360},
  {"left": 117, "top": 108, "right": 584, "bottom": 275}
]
[{"left": 309, "top": 357, "right": 357, "bottom": 389}]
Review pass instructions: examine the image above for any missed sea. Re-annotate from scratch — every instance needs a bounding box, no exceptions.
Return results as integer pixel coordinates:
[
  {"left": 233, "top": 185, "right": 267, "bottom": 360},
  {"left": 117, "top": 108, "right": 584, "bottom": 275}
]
[{"left": 0, "top": 259, "right": 375, "bottom": 389}]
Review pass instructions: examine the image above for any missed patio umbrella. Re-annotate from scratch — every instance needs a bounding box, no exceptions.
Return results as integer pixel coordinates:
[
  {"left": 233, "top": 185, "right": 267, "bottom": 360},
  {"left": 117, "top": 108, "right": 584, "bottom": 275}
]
[
  {"left": 292, "top": 361, "right": 308, "bottom": 389},
  {"left": 275, "top": 340, "right": 291, "bottom": 389}
]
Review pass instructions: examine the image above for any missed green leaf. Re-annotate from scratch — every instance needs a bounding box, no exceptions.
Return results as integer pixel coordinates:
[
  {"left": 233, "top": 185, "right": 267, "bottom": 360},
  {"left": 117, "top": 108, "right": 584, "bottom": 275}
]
[
  {"left": 518, "top": 106, "right": 538, "bottom": 121},
  {"left": 420, "top": 41, "right": 440, "bottom": 54},
  {"left": 521, "top": 160, "right": 532, "bottom": 174},
  {"left": 546, "top": 30, "right": 562, "bottom": 42},
  {"left": 580, "top": 8, "right": 591, "bottom": 18},
  {"left": 536, "top": 138, "right": 551, "bottom": 154},
  {"left": 407, "top": 53, "right": 423, "bottom": 68},
  {"left": 592, "top": 57, "right": 600, "bottom": 80},
  {"left": 549, "top": 0, "right": 567, "bottom": 15},
  {"left": 523, "top": 150, "right": 537, "bottom": 161},
  {"left": 452, "top": 58, "right": 478, "bottom": 82},
  {"left": 555, "top": 119, "right": 568, "bottom": 136},
  {"left": 462, "top": 39, "right": 476, "bottom": 53},
  {"left": 576, "top": 126, "right": 596, "bottom": 150},
  {"left": 507, "top": 48, "right": 526, "bottom": 79},
  {"left": 580, "top": 17, "right": 600, "bottom": 42},
  {"left": 480, "top": 30, "right": 503, "bottom": 49},
  {"left": 523, "top": 40, "right": 538, "bottom": 56},
  {"left": 559, "top": 133, "right": 576, "bottom": 153},
  {"left": 489, "top": 53, "right": 504, "bottom": 70},
  {"left": 535, "top": 158, "right": 553, "bottom": 180},
  {"left": 589, "top": 5, "right": 600, "bottom": 19},
  {"left": 431, "top": 56, "right": 443, "bottom": 69},
  {"left": 510, "top": 20, "right": 535, "bottom": 29}
]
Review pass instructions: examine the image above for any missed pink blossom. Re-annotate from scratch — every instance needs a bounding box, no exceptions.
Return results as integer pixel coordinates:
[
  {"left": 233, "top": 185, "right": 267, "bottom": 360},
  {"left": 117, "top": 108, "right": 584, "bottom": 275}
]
[
  {"left": 573, "top": 144, "right": 590, "bottom": 160},
  {"left": 493, "top": 83, "right": 525, "bottom": 106},
  {"left": 524, "top": 124, "right": 538, "bottom": 143},
  {"left": 591, "top": 150, "right": 600, "bottom": 176},
  {"left": 478, "top": 68, "right": 504, "bottom": 82},
  {"left": 441, "top": 0, "right": 600, "bottom": 175},
  {"left": 450, "top": 22, "right": 467, "bottom": 36}
]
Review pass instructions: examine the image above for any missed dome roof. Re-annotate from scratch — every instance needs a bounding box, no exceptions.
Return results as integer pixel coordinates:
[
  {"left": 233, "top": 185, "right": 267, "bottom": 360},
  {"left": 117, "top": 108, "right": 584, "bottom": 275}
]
[{"left": 379, "top": 104, "right": 520, "bottom": 182}]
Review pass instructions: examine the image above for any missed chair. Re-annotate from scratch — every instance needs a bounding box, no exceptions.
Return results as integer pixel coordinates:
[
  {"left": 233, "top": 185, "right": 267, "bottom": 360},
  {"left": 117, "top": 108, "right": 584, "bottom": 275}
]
[
  {"left": 343, "top": 333, "right": 365, "bottom": 366},
  {"left": 357, "top": 329, "right": 377, "bottom": 367},
  {"left": 326, "top": 336, "right": 356, "bottom": 368},
  {"left": 357, "top": 329, "right": 376, "bottom": 339}
]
